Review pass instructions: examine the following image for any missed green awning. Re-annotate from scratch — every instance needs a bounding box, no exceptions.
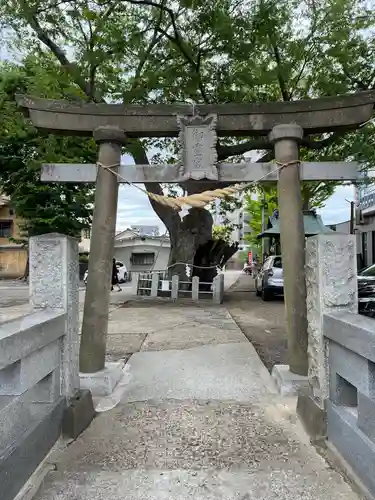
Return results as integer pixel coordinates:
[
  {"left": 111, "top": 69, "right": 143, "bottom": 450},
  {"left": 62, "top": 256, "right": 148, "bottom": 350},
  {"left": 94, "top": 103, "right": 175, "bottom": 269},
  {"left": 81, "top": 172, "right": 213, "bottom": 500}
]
[{"left": 257, "top": 211, "right": 335, "bottom": 239}]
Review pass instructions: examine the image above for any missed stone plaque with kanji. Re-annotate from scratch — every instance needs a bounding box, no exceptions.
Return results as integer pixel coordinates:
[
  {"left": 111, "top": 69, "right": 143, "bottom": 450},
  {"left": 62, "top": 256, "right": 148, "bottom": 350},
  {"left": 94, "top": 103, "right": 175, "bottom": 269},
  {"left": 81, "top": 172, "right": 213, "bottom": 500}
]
[{"left": 177, "top": 114, "right": 218, "bottom": 180}]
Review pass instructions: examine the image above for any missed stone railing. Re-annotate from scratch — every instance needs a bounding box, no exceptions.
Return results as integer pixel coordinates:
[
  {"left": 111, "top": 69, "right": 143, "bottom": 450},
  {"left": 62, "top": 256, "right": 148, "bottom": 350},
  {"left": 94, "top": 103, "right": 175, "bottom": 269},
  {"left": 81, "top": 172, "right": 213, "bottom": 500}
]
[
  {"left": 0, "top": 234, "right": 82, "bottom": 500},
  {"left": 324, "top": 311, "right": 375, "bottom": 497},
  {"left": 132, "top": 271, "right": 224, "bottom": 304},
  {"left": 298, "top": 233, "right": 375, "bottom": 497}
]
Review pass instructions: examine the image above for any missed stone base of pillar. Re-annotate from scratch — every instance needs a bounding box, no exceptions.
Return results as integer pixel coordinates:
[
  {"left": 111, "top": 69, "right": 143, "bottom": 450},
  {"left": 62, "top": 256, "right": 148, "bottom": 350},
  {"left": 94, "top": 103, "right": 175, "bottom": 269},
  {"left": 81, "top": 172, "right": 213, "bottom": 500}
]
[
  {"left": 62, "top": 390, "right": 96, "bottom": 440},
  {"left": 271, "top": 364, "right": 309, "bottom": 396},
  {"left": 79, "top": 361, "right": 125, "bottom": 397},
  {"left": 297, "top": 390, "right": 327, "bottom": 443}
]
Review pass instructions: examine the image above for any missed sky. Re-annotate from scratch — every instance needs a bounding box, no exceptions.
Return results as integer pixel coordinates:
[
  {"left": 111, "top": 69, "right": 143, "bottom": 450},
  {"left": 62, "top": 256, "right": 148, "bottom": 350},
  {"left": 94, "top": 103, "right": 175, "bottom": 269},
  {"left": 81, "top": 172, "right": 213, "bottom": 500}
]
[
  {"left": 116, "top": 182, "right": 355, "bottom": 233},
  {"left": 115, "top": 154, "right": 356, "bottom": 233}
]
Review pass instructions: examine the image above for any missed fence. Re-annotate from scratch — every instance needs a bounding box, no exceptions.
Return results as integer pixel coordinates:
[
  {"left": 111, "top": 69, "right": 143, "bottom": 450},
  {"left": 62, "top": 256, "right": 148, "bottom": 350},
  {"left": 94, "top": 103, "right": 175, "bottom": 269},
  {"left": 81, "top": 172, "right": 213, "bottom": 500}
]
[
  {"left": 0, "top": 234, "right": 80, "bottom": 500},
  {"left": 132, "top": 271, "right": 224, "bottom": 303}
]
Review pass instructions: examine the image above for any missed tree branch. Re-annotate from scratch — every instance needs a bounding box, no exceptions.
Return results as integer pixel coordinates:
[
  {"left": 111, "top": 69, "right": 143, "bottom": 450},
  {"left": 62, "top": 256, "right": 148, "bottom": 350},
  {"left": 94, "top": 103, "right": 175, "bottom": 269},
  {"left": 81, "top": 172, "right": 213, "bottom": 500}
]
[
  {"left": 300, "top": 130, "right": 350, "bottom": 149},
  {"left": 217, "top": 139, "right": 273, "bottom": 161},
  {"left": 126, "top": 141, "right": 178, "bottom": 229},
  {"left": 268, "top": 34, "right": 290, "bottom": 101},
  {"left": 341, "top": 64, "right": 370, "bottom": 91},
  {"left": 131, "top": 6, "right": 165, "bottom": 88},
  {"left": 123, "top": 0, "right": 211, "bottom": 102},
  {"left": 20, "top": 1, "right": 95, "bottom": 99}
]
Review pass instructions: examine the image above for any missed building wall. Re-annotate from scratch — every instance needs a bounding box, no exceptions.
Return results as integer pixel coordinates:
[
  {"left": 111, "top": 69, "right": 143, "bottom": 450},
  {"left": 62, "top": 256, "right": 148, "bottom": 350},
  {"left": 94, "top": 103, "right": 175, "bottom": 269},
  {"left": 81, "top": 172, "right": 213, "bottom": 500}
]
[
  {"left": 0, "top": 204, "right": 24, "bottom": 243},
  {"left": 356, "top": 176, "right": 375, "bottom": 268},
  {"left": 0, "top": 203, "right": 27, "bottom": 278},
  {"left": 355, "top": 220, "right": 375, "bottom": 268},
  {"left": 226, "top": 192, "right": 252, "bottom": 250},
  {"left": 114, "top": 240, "right": 170, "bottom": 273},
  {"left": 0, "top": 247, "right": 27, "bottom": 278},
  {"left": 329, "top": 220, "right": 351, "bottom": 234}
]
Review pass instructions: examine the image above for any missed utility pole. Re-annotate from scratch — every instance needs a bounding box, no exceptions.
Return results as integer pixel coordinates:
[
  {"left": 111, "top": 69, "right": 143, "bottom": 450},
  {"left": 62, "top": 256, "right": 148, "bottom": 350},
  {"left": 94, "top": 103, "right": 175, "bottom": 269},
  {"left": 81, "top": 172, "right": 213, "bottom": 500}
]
[
  {"left": 261, "top": 189, "right": 266, "bottom": 262},
  {"left": 350, "top": 201, "right": 355, "bottom": 235}
]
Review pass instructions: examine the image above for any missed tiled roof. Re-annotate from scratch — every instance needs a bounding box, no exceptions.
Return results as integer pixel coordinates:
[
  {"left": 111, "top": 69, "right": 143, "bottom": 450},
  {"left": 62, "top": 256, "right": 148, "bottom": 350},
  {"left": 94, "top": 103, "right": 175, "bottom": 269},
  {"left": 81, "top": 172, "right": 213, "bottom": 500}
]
[{"left": 258, "top": 210, "right": 334, "bottom": 238}]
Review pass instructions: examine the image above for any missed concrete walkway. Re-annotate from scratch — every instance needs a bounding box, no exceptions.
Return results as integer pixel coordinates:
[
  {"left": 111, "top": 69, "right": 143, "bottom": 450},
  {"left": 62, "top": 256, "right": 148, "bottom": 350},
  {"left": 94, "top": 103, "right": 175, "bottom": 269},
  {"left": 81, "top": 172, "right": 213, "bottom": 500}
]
[{"left": 33, "top": 289, "right": 359, "bottom": 500}]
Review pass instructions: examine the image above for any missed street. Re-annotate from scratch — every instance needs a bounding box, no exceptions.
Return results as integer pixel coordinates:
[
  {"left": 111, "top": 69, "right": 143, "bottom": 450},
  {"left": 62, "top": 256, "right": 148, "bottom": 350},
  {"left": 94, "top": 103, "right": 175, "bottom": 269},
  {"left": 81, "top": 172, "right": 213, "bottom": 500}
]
[
  {"left": 0, "top": 271, "right": 240, "bottom": 310},
  {"left": 0, "top": 281, "right": 30, "bottom": 307},
  {"left": 0, "top": 280, "right": 133, "bottom": 310}
]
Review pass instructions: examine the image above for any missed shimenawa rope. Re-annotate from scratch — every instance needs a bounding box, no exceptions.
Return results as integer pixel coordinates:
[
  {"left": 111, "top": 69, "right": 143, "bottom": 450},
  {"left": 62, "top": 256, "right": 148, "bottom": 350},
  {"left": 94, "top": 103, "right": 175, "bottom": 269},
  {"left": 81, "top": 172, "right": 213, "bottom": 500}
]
[{"left": 96, "top": 160, "right": 300, "bottom": 210}]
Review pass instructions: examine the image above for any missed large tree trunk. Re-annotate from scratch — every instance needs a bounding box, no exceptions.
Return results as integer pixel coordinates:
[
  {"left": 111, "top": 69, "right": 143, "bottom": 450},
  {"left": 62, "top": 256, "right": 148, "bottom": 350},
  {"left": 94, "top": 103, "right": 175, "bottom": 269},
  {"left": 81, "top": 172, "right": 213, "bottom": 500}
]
[{"left": 167, "top": 207, "right": 213, "bottom": 281}]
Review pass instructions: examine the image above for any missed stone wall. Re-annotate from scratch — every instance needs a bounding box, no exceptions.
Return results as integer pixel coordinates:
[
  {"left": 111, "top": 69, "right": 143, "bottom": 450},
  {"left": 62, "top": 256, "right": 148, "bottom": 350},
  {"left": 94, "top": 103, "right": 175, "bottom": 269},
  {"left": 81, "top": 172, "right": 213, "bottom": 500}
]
[{"left": 0, "top": 234, "right": 80, "bottom": 500}]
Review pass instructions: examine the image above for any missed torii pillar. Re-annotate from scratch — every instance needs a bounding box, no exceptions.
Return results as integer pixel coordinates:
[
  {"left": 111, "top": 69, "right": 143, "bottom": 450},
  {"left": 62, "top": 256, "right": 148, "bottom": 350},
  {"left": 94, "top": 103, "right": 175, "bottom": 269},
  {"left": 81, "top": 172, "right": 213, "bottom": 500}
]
[
  {"left": 80, "top": 126, "right": 126, "bottom": 373},
  {"left": 270, "top": 124, "right": 308, "bottom": 378}
]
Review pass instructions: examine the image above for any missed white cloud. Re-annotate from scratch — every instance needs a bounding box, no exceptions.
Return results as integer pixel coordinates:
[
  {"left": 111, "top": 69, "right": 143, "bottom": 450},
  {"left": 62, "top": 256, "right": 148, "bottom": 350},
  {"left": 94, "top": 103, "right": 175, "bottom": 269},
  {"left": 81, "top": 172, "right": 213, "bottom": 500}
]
[
  {"left": 318, "top": 185, "right": 354, "bottom": 225},
  {"left": 116, "top": 185, "right": 167, "bottom": 233}
]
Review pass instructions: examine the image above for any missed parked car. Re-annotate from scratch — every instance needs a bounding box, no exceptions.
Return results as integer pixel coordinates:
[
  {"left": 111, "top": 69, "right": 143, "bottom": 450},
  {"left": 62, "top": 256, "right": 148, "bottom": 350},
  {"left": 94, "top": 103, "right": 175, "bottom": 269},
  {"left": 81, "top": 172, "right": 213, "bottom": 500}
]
[
  {"left": 358, "top": 263, "right": 375, "bottom": 318},
  {"left": 255, "top": 256, "right": 375, "bottom": 315},
  {"left": 255, "top": 255, "right": 284, "bottom": 301},
  {"left": 83, "top": 261, "right": 128, "bottom": 285}
]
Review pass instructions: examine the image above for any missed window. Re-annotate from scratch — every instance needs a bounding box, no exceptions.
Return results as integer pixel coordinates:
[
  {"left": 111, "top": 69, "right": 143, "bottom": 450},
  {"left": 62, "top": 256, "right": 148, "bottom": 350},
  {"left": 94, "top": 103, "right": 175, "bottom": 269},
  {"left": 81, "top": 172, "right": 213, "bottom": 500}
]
[
  {"left": 131, "top": 252, "right": 155, "bottom": 265},
  {"left": 83, "top": 228, "right": 91, "bottom": 239},
  {"left": 0, "top": 221, "right": 12, "bottom": 238},
  {"left": 372, "top": 231, "right": 375, "bottom": 264},
  {"left": 273, "top": 257, "right": 282, "bottom": 268}
]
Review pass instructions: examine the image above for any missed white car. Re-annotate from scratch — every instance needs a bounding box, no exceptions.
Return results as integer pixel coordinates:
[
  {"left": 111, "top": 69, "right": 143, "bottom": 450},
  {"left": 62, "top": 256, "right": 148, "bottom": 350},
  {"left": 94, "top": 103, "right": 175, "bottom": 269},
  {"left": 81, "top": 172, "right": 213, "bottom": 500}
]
[
  {"left": 83, "top": 261, "right": 128, "bottom": 285},
  {"left": 255, "top": 255, "right": 284, "bottom": 301}
]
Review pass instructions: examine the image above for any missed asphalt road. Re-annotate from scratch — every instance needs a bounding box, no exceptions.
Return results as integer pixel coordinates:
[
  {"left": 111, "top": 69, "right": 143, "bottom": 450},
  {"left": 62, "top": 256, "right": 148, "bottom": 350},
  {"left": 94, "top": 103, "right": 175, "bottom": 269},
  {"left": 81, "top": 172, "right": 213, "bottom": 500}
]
[
  {"left": 0, "top": 280, "right": 133, "bottom": 309},
  {"left": 0, "top": 271, "right": 240, "bottom": 309},
  {"left": 0, "top": 281, "right": 30, "bottom": 308}
]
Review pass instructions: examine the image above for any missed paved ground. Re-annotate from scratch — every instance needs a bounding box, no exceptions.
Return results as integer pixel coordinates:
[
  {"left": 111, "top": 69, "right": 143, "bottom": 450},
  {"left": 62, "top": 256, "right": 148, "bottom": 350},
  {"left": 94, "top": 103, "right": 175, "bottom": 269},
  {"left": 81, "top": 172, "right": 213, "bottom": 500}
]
[
  {"left": 0, "top": 280, "right": 133, "bottom": 307},
  {"left": 226, "top": 273, "right": 288, "bottom": 371},
  {"left": 31, "top": 273, "right": 358, "bottom": 500}
]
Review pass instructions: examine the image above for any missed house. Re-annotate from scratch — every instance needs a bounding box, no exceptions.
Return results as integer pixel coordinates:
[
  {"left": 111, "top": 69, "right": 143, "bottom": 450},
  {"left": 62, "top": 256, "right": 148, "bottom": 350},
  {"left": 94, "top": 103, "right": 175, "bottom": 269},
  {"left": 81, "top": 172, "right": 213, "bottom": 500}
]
[
  {"left": 0, "top": 196, "right": 28, "bottom": 278},
  {"left": 114, "top": 228, "right": 170, "bottom": 273},
  {"left": 355, "top": 172, "right": 375, "bottom": 267},
  {"left": 79, "top": 227, "right": 91, "bottom": 253},
  {"left": 131, "top": 225, "right": 160, "bottom": 237}
]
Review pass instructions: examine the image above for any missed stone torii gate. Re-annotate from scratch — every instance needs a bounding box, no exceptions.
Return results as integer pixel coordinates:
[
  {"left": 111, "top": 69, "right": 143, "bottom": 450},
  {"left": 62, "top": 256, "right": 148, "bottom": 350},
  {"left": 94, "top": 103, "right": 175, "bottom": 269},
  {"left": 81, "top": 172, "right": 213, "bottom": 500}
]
[{"left": 17, "top": 92, "right": 375, "bottom": 386}]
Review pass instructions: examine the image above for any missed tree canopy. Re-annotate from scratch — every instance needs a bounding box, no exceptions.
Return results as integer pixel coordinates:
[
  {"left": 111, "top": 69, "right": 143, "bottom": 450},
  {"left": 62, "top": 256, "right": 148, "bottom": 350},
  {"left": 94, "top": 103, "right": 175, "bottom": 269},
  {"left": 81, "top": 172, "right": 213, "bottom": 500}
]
[
  {"left": 0, "top": 0, "right": 374, "bottom": 260},
  {"left": 0, "top": 57, "right": 95, "bottom": 239}
]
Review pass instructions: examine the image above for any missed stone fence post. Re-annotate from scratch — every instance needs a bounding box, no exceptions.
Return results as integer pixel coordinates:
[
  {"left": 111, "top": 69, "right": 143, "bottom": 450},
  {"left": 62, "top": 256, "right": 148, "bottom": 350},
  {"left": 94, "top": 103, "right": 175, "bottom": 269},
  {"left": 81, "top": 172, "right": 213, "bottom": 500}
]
[
  {"left": 29, "top": 233, "right": 80, "bottom": 398},
  {"left": 212, "top": 274, "right": 224, "bottom": 304},
  {"left": 171, "top": 275, "right": 179, "bottom": 299},
  {"left": 297, "top": 233, "right": 358, "bottom": 440}
]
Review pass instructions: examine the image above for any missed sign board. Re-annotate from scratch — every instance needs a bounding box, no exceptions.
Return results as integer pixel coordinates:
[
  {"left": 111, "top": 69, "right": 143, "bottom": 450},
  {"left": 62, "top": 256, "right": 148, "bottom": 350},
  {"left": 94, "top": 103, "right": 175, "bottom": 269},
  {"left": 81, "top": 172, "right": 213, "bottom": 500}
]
[{"left": 161, "top": 280, "right": 170, "bottom": 291}]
